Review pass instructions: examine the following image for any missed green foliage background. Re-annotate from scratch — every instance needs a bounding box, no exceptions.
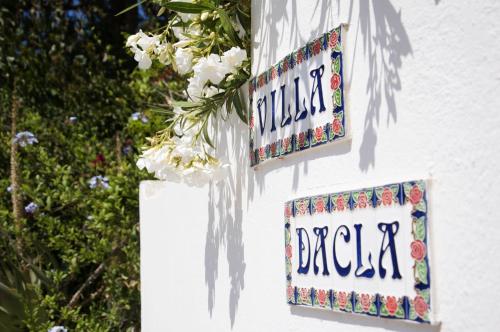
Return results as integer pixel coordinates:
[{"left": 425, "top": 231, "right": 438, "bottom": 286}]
[{"left": 0, "top": 1, "right": 169, "bottom": 330}]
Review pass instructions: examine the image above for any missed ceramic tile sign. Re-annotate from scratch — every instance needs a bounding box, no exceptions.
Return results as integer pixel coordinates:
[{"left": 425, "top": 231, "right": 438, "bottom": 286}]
[
  {"left": 248, "top": 25, "right": 348, "bottom": 167},
  {"left": 284, "top": 180, "right": 433, "bottom": 324}
]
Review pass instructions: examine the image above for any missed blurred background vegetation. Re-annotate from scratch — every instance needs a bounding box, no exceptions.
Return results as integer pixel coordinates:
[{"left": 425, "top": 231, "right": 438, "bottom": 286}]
[{"left": 0, "top": 0, "right": 176, "bottom": 330}]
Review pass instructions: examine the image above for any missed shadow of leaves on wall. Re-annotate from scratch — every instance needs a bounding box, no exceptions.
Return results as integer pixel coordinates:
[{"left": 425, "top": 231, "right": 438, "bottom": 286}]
[
  {"left": 356, "top": 0, "right": 412, "bottom": 171},
  {"left": 205, "top": 116, "right": 247, "bottom": 328}
]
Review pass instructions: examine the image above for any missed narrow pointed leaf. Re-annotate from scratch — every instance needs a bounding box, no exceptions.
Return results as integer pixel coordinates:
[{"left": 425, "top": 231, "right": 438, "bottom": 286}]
[{"left": 115, "top": 0, "right": 149, "bottom": 16}]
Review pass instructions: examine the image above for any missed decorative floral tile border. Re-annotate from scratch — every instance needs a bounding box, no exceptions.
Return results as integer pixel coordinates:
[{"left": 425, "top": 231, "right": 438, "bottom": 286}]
[
  {"left": 249, "top": 25, "right": 347, "bottom": 167},
  {"left": 284, "top": 180, "right": 432, "bottom": 323}
]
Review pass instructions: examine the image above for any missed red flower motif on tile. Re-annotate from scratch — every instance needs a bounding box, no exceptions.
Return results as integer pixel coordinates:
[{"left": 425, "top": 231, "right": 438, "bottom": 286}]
[
  {"left": 331, "top": 73, "right": 341, "bottom": 90},
  {"left": 249, "top": 115, "right": 254, "bottom": 129},
  {"left": 287, "top": 285, "right": 294, "bottom": 300},
  {"left": 337, "top": 291, "right": 348, "bottom": 309},
  {"left": 313, "top": 40, "right": 321, "bottom": 55},
  {"left": 271, "top": 142, "right": 277, "bottom": 155},
  {"left": 329, "top": 31, "right": 338, "bottom": 48},
  {"left": 283, "top": 59, "right": 289, "bottom": 72},
  {"left": 358, "top": 192, "right": 368, "bottom": 208},
  {"left": 258, "top": 75, "right": 265, "bottom": 87},
  {"left": 284, "top": 205, "right": 292, "bottom": 218},
  {"left": 410, "top": 240, "right": 426, "bottom": 261},
  {"left": 315, "top": 198, "right": 325, "bottom": 213},
  {"left": 285, "top": 244, "right": 292, "bottom": 259},
  {"left": 332, "top": 118, "right": 342, "bottom": 135},
  {"left": 315, "top": 127, "right": 323, "bottom": 141},
  {"left": 409, "top": 185, "right": 423, "bottom": 205},
  {"left": 271, "top": 67, "right": 277, "bottom": 80},
  {"left": 259, "top": 147, "right": 265, "bottom": 158},
  {"left": 386, "top": 296, "right": 398, "bottom": 316},
  {"left": 414, "top": 295, "right": 428, "bottom": 319},
  {"left": 336, "top": 195, "right": 345, "bottom": 211},
  {"left": 298, "top": 132, "right": 305, "bottom": 147},
  {"left": 283, "top": 137, "right": 290, "bottom": 151},
  {"left": 300, "top": 288, "right": 310, "bottom": 302},
  {"left": 360, "top": 294, "right": 371, "bottom": 312},
  {"left": 317, "top": 289, "right": 327, "bottom": 306},
  {"left": 297, "top": 50, "right": 303, "bottom": 64},
  {"left": 381, "top": 188, "right": 393, "bottom": 206}
]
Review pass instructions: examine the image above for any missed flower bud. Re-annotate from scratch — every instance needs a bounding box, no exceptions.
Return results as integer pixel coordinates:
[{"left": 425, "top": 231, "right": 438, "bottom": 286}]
[{"left": 200, "top": 11, "right": 209, "bottom": 21}]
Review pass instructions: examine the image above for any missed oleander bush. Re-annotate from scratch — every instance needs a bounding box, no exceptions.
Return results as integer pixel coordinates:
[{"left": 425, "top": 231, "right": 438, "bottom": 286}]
[{"left": 0, "top": 1, "right": 168, "bottom": 330}]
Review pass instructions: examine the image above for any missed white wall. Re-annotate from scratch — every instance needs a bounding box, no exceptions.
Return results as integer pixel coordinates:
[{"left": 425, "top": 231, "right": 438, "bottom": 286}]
[{"left": 140, "top": 1, "right": 500, "bottom": 331}]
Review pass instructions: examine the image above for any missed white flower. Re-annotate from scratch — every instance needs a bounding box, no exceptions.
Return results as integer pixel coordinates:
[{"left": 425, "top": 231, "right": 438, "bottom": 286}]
[
  {"left": 155, "top": 43, "right": 170, "bottom": 64},
  {"left": 187, "top": 76, "right": 205, "bottom": 101},
  {"left": 133, "top": 49, "right": 152, "bottom": 70},
  {"left": 126, "top": 32, "right": 142, "bottom": 49},
  {"left": 172, "top": 27, "right": 185, "bottom": 40},
  {"left": 48, "top": 326, "right": 68, "bottom": 332},
  {"left": 126, "top": 30, "right": 161, "bottom": 70},
  {"left": 173, "top": 106, "right": 184, "bottom": 116},
  {"left": 137, "top": 145, "right": 169, "bottom": 173},
  {"left": 173, "top": 39, "right": 191, "bottom": 48},
  {"left": 137, "top": 138, "right": 229, "bottom": 187},
  {"left": 137, "top": 33, "right": 160, "bottom": 53},
  {"left": 175, "top": 48, "right": 193, "bottom": 75},
  {"left": 193, "top": 54, "right": 231, "bottom": 85},
  {"left": 221, "top": 47, "right": 247, "bottom": 73},
  {"left": 204, "top": 86, "right": 221, "bottom": 98}
]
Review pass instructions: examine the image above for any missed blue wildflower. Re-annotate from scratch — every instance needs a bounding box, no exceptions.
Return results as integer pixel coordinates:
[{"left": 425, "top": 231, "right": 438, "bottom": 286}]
[
  {"left": 89, "top": 175, "right": 110, "bottom": 190},
  {"left": 7, "top": 185, "right": 12, "bottom": 193},
  {"left": 131, "top": 112, "right": 148, "bottom": 123},
  {"left": 25, "top": 202, "right": 38, "bottom": 214},
  {"left": 48, "top": 327, "right": 68, "bottom": 332},
  {"left": 122, "top": 145, "right": 133, "bottom": 155},
  {"left": 13, "top": 131, "right": 38, "bottom": 147}
]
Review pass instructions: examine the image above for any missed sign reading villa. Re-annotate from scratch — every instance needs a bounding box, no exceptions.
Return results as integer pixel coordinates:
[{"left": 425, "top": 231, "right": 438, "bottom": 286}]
[
  {"left": 248, "top": 25, "right": 348, "bottom": 166},
  {"left": 284, "top": 180, "right": 433, "bottom": 324}
]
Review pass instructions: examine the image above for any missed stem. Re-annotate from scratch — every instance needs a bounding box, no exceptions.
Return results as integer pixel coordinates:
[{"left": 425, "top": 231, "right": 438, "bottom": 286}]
[
  {"left": 115, "top": 131, "right": 122, "bottom": 167},
  {"left": 9, "top": 80, "right": 23, "bottom": 254},
  {"left": 67, "top": 244, "right": 123, "bottom": 309}
]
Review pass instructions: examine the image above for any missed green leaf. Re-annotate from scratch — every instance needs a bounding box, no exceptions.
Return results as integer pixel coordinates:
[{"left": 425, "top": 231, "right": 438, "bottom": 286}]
[
  {"left": 334, "top": 89, "right": 342, "bottom": 106},
  {"left": 333, "top": 57, "right": 341, "bottom": 73},
  {"left": 418, "top": 288, "right": 430, "bottom": 302},
  {"left": 285, "top": 230, "right": 291, "bottom": 244},
  {"left": 202, "top": 119, "right": 215, "bottom": 149},
  {"left": 414, "top": 217, "right": 426, "bottom": 241},
  {"left": 416, "top": 200, "right": 427, "bottom": 212},
  {"left": 380, "top": 305, "right": 388, "bottom": 315},
  {"left": 416, "top": 261, "right": 428, "bottom": 285},
  {"left": 115, "top": 0, "right": 149, "bottom": 16},
  {"left": 390, "top": 184, "right": 399, "bottom": 196},
  {"left": 164, "top": 2, "right": 213, "bottom": 14},
  {"left": 232, "top": 90, "right": 247, "bottom": 124},
  {"left": 403, "top": 182, "right": 412, "bottom": 198},
  {"left": 236, "top": 3, "right": 251, "bottom": 30},
  {"left": 217, "top": 8, "right": 238, "bottom": 43},
  {"left": 172, "top": 100, "right": 202, "bottom": 108},
  {"left": 157, "top": 7, "right": 166, "bottom": 16}
]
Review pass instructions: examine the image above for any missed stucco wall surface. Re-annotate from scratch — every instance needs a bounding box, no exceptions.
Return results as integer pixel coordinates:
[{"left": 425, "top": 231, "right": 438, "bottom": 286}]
[{"left": 140, "top": 1, "right": 500, "bottom": 331}]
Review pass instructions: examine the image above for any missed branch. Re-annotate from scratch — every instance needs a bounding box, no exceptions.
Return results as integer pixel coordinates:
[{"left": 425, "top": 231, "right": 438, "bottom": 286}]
[
  {"left": 67, "top": 244, "right": 123, "bottom": 309},
  {"left": 9, "top": 79, "right": 23, "bottom": 255}
]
